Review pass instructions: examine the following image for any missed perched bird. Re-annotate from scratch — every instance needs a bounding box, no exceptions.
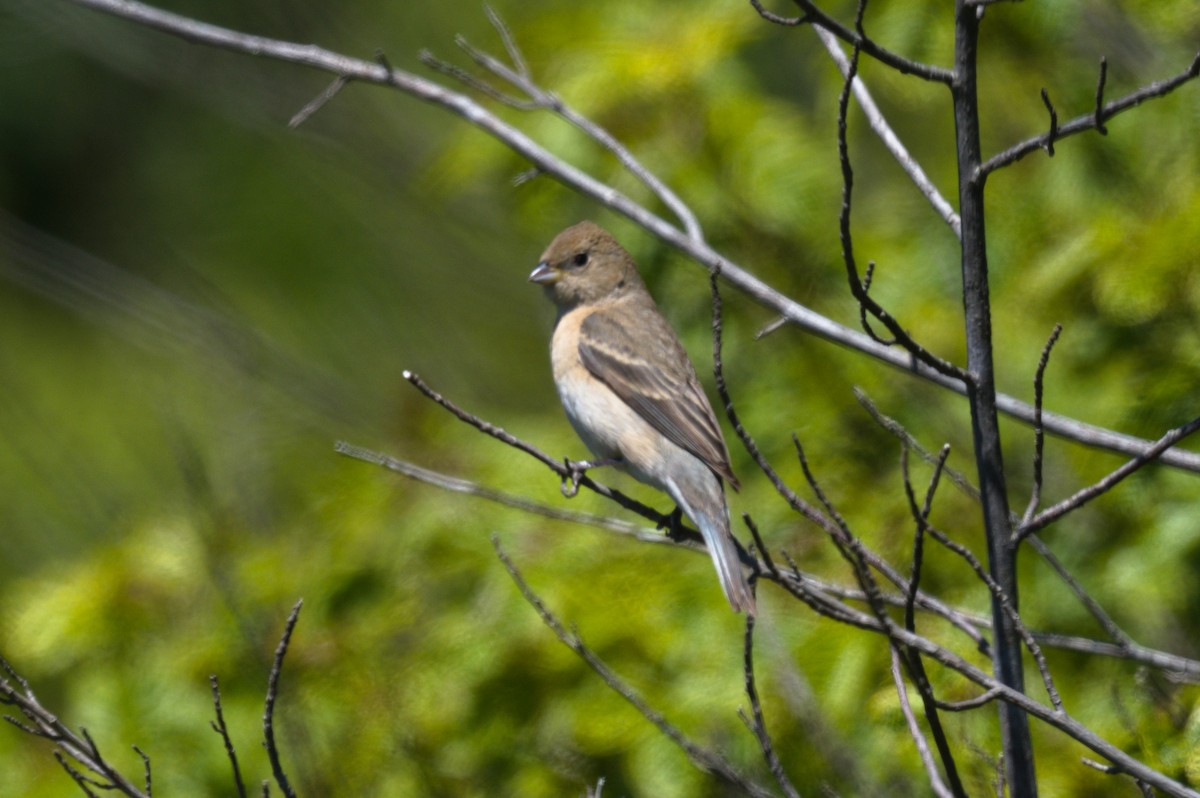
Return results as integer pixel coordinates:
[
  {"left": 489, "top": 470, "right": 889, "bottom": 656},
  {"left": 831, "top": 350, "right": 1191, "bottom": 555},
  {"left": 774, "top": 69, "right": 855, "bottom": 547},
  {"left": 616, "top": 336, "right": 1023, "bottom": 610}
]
[{"left": 529, "top": 221, "right": 755, "bottom": 614}]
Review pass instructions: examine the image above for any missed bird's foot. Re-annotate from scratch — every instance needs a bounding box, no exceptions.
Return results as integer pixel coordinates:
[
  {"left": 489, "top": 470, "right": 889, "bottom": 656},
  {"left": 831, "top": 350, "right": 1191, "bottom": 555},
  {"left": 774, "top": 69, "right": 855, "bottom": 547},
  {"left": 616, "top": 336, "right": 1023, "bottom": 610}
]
[
  {"left": 658, "top": 506, "right": 687, "bottom": 542},
  {"left": 561, "top": 456, "right": 623, "bottom": 498}
]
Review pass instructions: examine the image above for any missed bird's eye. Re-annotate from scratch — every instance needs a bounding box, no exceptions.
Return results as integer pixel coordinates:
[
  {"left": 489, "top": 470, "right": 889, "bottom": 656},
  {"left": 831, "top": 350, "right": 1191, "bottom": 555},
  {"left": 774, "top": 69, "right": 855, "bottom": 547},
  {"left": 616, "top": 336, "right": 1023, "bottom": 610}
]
[{"left": 572, "top": 252, "right": 589, "bottom": 267}]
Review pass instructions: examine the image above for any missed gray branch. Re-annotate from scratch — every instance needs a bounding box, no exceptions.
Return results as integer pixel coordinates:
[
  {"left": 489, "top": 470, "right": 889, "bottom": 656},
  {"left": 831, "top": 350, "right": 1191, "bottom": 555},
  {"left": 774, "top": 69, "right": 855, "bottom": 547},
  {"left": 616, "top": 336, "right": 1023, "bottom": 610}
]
[{"left": 61, "top": 0, "right": 1200, "bottom": 475}]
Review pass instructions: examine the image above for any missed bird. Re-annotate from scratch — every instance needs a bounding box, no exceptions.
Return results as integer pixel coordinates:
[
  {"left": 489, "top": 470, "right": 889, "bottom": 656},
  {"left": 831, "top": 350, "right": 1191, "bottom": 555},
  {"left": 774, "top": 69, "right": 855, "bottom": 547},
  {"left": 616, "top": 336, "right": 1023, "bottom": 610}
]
[{"left": 529, "top": 220, "right": 755, "bottom": 614}]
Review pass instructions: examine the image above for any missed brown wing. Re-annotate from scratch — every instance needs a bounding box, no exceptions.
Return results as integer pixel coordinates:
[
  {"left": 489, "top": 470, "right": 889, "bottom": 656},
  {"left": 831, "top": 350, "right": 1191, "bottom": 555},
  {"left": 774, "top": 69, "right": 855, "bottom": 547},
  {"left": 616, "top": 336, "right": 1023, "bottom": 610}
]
[{"left": 579, "top": 303, "right": 739, "bottom": 490}]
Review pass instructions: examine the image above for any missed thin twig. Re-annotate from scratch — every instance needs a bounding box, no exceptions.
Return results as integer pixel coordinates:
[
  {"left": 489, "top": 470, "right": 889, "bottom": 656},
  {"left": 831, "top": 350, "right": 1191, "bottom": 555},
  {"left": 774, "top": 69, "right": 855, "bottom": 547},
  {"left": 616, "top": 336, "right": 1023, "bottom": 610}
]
[
  {"left": 749, "top": 0, "right": 809, "bottom": 27},
  {"left": 1017, "top": 416, "right": 1200, "bottom": 540},
  {"left": 898, "top": 444, "right": 967, "bottom": 798},
  {"left": 981, "top": 50, "right": 1200, "bottom": 176},
  {"left": 1023, "top": 535, "right": 1137, "bottom": 651},
  {"left": 783, "top": 0, "right": 955, "bottom": 82},
  {"left": 492, "top": 537, "right": 776, "bottom": 798},
  {"left": 1093, "top": 56, "right": 1109, "bottom": 135},
  {"left": 891, "top": 648, "right": 955, "bottom": 798},
  {"left": 262, "top": 600, "right": 302, "bottom": 798},
  {"left": 832, "top": 9, "right": 967, "bottom": 382},
  {"left": 1040, "top": 88, "right": 1059, "bottom": 156},
  {"left": 812, "top": 24, "right": 961, "bottom": 237},
  {"left": 854, "top": 385, "right": 1200, "bottom": 679},
  {"left": 335, "top": 440, "right": 671, "bottom": 543},
  {"left": 436, "top": 10, "right": 705, "bottom": 241},
  {"left": 1022, "top": 324, "right": 1063, "bottom": 525},
  {"left": 740, "top": 613, "right": 802, "bottom": 798},
  {"left": 1082, "top": 757, "right": 1157, "bottom": 798},
  {"left": 400, "top": 370, "right": 687, "bottom": 536},
  {"left": 0, "top": 654, "right": 149, "bottom": 797},
  {"left": 288, "top": 74, "right": 350, "bottom": 128},
  {"left": 133, "top": 745, "right": 152, "bottom": 796},
  {"left": 935, "top": 687, "right": 1002, "bottom": 712},
  {"left": 923, "top": 522, "right": 1064, "bottom": 714},
  {"left": 210, "top": 675, "right": 248, "bottom": 798}
]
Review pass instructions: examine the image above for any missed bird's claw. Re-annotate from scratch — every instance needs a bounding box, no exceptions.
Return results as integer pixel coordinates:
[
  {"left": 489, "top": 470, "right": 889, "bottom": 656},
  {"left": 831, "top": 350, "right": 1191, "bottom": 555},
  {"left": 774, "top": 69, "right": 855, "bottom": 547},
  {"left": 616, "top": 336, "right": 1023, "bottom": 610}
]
[
  {"left": 561, "top": 457, "right": 591, "bottom": 498},
  {"left": 560, "top": 456, "right": 621, "bottom": 498}
]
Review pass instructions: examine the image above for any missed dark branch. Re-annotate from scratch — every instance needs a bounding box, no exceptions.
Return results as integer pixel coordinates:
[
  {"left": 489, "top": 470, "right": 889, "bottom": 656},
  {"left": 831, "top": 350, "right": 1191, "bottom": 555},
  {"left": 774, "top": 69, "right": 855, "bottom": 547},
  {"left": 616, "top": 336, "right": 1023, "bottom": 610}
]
[
  {"left": 262, "top": 600, "right": 302, "bottom": 798},
  {"left": 981, "top": 51, "right": 1200, "bottom": 176},
  {"left": 784, "top": 0, "right": 954, "bottom": 82},
  {"left": 740, "top": 613, "right": 802, "bottom": 798},
  {"left": 1021, "top": 324, "right": 1063, "bottom": 525},
  {"left": 1039, "top": 88, "right": 1058, "bottom": 156},
  {"left": 210, "top": 675, "right": 248, "bottom": 798},
  {"left": 891, "top": 648, "right": 955, "bottom": 798},
  {"left": 1017, "top": 416, "right": 1200, "bottom": 540},
  {"left": 834, "top": 13, "right": 967, "bottom": 381},
  {"left": 749, "top": 0, "right": 809, "bottom": 26},
  {"left": 492, "top": 537, "right": 776, "bottom": 798},
  {"left": 1093, "top": 57, "right": 1109, "bottom": 135},
  {"left": 401, "top": 370, "right": 688, "bottom": 537}
]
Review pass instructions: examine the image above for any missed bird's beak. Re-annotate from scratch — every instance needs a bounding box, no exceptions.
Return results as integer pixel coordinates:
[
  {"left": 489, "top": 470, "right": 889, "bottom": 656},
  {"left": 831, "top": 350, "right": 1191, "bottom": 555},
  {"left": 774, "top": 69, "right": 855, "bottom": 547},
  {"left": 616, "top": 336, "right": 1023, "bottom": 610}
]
[{"left": 528, "top": 261, "right": 561, "bottom": 285}]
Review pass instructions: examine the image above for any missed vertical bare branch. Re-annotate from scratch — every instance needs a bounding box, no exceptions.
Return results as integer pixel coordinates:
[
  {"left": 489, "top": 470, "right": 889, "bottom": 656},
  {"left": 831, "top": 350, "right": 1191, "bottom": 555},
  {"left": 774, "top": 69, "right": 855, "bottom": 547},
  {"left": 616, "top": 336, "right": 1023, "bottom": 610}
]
[
  {"left": 1039, "top": 89, "right": 1059, "bottom": 156},
  {"left": 739, "top": 613, "right": 802, "bottom": 798},
  {"left": 952, "top": 0, "right": 1035, "bottom": 788},
  {"left": 898, "top": 444, "right": 967, "bottom": 798},
  {"left": 1022, "top": 324, "right": 1063, "bottom": 525},
  {"left": 1092, "top": 57, "right": 1110, "bottom": 135},
  {"left": 891, "top": 649, "right": 955, "bottom": 798},
  {"left": 210, "top": 675, "right": 248, "bottom": 798},
  {"left": 263, "top": 600, "right": 303, "bottom": 798}
]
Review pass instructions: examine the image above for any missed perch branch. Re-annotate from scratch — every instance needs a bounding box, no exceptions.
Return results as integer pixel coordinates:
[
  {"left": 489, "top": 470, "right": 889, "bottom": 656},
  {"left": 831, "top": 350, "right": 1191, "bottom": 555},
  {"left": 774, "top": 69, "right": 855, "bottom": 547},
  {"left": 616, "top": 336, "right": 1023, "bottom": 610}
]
[{"left": 57, "top": 0, "right": 1200, "bottom": 475}]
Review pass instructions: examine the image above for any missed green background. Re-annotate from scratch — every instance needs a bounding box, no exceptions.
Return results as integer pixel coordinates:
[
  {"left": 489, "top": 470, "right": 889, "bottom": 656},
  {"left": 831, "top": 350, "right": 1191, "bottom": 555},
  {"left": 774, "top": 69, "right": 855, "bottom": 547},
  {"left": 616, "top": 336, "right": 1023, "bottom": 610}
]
[{"left": 1, "top": 0, "right": 1198, "bottom": 795}]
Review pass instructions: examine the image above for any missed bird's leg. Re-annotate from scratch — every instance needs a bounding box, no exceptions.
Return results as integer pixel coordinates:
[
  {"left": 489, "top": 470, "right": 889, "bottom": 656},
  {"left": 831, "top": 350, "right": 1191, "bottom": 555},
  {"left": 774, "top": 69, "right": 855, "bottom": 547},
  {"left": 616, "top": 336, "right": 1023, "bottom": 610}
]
[
  {"left": 659, "top": 506, "right": 686, "bottom": 541},
  {"left": 561, "top": 456, "right": 623, "bottom": 498}
]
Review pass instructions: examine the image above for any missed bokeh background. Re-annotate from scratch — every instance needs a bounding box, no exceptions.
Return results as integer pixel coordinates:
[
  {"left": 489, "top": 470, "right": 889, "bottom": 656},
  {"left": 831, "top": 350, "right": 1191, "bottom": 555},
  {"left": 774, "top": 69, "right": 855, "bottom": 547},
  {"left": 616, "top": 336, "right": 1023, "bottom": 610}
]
[{"left": 2, "top": 0, "right": 1198, "bottom": 795}]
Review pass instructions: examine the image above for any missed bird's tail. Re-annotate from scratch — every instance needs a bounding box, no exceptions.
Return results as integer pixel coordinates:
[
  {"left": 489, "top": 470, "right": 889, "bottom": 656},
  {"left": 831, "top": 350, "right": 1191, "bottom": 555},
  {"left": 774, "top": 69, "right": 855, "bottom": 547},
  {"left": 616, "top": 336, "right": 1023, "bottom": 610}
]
[{"left": 671, "top": 479, "right": 756, "bottom": 615}]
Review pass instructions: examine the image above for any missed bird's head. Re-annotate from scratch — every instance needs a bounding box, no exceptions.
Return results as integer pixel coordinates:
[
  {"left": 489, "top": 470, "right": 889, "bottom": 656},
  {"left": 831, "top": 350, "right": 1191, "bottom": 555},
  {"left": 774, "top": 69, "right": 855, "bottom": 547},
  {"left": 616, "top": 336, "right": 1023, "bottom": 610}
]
[{"left": 529, "top": 221, "right": 644, "bottom": 309}]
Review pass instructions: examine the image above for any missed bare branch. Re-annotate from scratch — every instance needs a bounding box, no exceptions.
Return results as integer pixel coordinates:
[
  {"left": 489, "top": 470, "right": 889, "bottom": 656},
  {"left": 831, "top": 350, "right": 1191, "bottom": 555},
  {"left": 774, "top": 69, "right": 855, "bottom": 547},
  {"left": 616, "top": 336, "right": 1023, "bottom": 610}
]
[
  {"left": 936, "top": 687, "right": 1002, "bottom": 712},
  {"left": 132, "top": 745, "right": 152, "bottom": 796},
  {"left": 891, "top": 648, "right": 955, "bottom": 798},
  {"left": 399, "top": 371, "right": 686, "bottom": 535},
  {"left": 1017, "top": 416, "right": 1200, "bottom": 540},
  {"left": 833, "top": 11, "right": 968, "bottom": 381},
  {"left": 812, "top": 24, "right": 961, "bottom": 237},
  {"left": 923, "top": 520, "right": 1063, "bottom": 714},
  {"left": 288, "top": 74, "right": 350, "bottom": 128},
  {"left": 857, "top": 387, "right": 1200, "bottom": 680},
  {"left": 335, "top": 440, "right": 667, "bottom": 542},
  {"left": 740, "top": 613, "right": 802, "bottom": 798},
  {"left": 57, "top": 0, "right": 1200, "bottom": 475},
  {"left": 1, "top": 654, "right": 149, "bottom": 797},
  {"left": 210, "top": 675, "right": 248, "bottom": 798},
  {"left": 1039, "top": 88, "right": 1059, "bottom": 157},
  {"left": 1082, "top": 758, "right": 1157, "bottom": 798},
  {"left": 1093, "top": 56, "right": 1110, "bottom": 135},
  {"left": 980, "top": 50, "right": 1200, "bottom": 176},
  {"left": 431, "top": 10, "right": 705, "bottom": 241},
  {"left": 782, "top": 0, "right": 955, "bottom": 83},
  {"left": 898, "top": 445, "right": 968, "bottom": 798},
  {"left": 262, "top": 600, "right": 302, "bottom": 798},
  {"left": 492, "top": 538, "right": 776, "bottom": 798},
  {"left": 1022, "top": 324, "right": 1063, "bottom": 525}
]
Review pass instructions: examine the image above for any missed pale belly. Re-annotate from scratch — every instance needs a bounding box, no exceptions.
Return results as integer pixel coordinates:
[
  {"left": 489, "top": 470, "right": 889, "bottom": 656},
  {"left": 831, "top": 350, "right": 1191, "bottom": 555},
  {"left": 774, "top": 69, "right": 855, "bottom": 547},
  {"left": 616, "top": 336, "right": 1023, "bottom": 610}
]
[{"left": 551, "top": 307, "right": 664, "bottom": 489}]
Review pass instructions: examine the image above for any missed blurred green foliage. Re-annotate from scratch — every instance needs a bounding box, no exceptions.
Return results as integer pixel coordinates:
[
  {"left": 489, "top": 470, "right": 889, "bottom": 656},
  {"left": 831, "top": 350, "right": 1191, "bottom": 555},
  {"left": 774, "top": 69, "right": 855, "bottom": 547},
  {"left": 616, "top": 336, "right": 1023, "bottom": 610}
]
[{"left": 1, "top": 0, "right": 1198, "bottom": 795}]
